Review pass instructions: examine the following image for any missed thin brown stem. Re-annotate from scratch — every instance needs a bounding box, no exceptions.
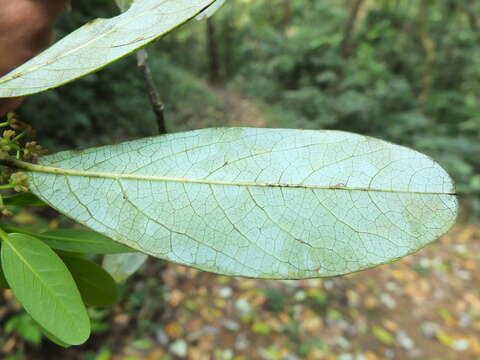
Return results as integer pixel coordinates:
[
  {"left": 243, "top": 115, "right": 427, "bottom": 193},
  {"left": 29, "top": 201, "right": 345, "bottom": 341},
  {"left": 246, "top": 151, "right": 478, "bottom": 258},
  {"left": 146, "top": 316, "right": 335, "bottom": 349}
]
[{"left": 136, "top": 49, "right": 166, "bottom": 135}]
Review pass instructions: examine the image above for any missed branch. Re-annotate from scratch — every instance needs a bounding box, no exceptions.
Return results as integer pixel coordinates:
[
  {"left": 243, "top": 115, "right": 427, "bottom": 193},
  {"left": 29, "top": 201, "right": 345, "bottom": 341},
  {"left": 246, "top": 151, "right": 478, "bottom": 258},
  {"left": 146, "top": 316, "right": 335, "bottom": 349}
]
[{"left": 136, "top": 49, "right": 167, "bottom": 135}]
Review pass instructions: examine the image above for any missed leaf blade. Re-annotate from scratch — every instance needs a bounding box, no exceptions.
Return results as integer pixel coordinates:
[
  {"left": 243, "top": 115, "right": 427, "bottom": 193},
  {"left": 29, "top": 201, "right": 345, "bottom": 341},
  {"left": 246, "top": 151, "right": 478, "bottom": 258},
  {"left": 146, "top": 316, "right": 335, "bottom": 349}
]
[
  {"left": 26, "top": 128, "right": 458, "bottom": 279},
  {"left": 1, "top": 233, "right": 90, "bottom": 345},
  {"left": 0, "top": 0, "right": 215, "bottom": 97},
  {"left": 38, "top": 229, "right": 135, "bottom": 254},
  {"left": 62, "top": 256, "right": 119, "bottom": 307}
]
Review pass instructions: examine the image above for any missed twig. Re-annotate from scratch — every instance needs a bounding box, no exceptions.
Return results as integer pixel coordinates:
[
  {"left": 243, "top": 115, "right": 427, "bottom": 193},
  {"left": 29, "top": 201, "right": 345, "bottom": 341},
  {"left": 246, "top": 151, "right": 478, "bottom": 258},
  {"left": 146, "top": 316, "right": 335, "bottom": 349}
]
[{"left": 136, "top": 49, "right": 167, "bottom": 135}]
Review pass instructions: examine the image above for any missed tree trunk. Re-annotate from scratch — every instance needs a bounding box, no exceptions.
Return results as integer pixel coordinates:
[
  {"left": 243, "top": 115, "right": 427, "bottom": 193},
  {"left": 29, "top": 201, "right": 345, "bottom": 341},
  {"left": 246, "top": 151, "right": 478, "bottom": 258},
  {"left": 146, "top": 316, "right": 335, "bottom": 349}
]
[
  {"left": 418, "top": 0, "right": 436, "bottom": 110},
  {"left": 282, "top": 0, "right": 291, "bottom": 33},
  {"left": 340, "top": 0, "right": 366, "bottom": 58},
  {"left": 464, "top": 0, "right": 479, "bottom": 32},
  {"left": 206, "top": 17, "right": 221, "bottom": 84}
]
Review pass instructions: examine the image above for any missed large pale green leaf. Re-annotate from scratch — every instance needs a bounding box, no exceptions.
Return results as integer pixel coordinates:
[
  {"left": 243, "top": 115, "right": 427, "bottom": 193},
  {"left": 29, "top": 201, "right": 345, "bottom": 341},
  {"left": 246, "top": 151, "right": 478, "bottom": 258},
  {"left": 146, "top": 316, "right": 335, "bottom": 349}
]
[
  {"left": 0, "top": 0, "right": 215, "bottom": 97},
  {"left": 23, "top": 128, "right": 458, "bottom": 279},
  {"left": 1, "top": 233, "right": 90, "bottom": 345}
]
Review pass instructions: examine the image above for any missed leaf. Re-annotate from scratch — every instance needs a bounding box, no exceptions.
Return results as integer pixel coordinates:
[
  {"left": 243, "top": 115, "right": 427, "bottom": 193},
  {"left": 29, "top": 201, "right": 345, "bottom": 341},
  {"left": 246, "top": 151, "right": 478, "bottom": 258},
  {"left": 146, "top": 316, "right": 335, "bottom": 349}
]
[
  {"left": 103, "top": 253, "right": 148, "bottom": 282},
  {"left": 39, "top": 326, "right": 71, "bottom": 348},
  {"left": 37, "top": 229, "right": 135, "bottom": 254},
  {"left": 1, "top": 233, "right": 90, "bottom": 345},
  {"left": 24, "top": 128, "right": 458, "bottom": 279},
  {"left": 0, "top": 0, "right": 215, "bottom": 97},
  {"left": 196, "top": 0, "right": 226, "bottom": 20},
  {"left": 61, "top": 256, "right": 119, "bottom": 307},
  {"left": 2, "top": 193, "right": 47, "bottom": 206},
  {"left": 372, "top": 326, "right": 395, "bottom": 345}
]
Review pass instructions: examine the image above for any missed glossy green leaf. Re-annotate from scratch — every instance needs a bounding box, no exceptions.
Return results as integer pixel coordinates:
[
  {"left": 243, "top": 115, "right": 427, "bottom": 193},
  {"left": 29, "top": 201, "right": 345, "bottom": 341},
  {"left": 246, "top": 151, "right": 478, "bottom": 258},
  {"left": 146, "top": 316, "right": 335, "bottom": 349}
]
[
  {"left": 24, "top": 128, "right": 458, "bottom": 279},
  {"left": 103, "top": 253, "right": 148, "bottom": 282},
  {"left": 62, "top": 256, "right": 119, "bottom": 307},
  {"left": 0, "top": 0, "right": 215, "bottom": 97},
  {"left": 1, "top": 233, "right": 90, "bottom": 345},
  {"left": 36, "top": 229, "right": 134, "bottom": 254}
]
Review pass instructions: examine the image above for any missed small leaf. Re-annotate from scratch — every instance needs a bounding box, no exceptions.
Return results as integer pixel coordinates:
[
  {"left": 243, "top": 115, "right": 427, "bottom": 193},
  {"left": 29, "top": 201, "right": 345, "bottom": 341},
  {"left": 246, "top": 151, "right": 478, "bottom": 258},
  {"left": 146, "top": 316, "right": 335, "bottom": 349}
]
[
  {"left": 2, "top": 193, "right": 47, "bottom": 206},
  {"left": 0, "top": 0, "right": 215, "bottom": 97},
  {"left": 37, "top": 229, "right": 134, "bottom": 254},
  {"left": 372, "top": 326, "right": 395, "bottom": 345},
  {"left": 61, "top": 256, "right": 119, "bottom": 307},
  {"left": 1, "top": 233, "right": 90, "bottom": 345},
  {"left": 25, "top": 128, "right": 458, "bottom": 279},
  {"left": 103, "top": 253, "right": 148, "bottom": 282}
]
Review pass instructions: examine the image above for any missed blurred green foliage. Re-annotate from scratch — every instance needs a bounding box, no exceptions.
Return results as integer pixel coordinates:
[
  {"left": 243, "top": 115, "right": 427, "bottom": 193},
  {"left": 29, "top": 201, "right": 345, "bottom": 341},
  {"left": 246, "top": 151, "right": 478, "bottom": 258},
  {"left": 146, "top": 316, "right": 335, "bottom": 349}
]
[{"left": 19, "top": 0, "right": 479, "bottom": 210}]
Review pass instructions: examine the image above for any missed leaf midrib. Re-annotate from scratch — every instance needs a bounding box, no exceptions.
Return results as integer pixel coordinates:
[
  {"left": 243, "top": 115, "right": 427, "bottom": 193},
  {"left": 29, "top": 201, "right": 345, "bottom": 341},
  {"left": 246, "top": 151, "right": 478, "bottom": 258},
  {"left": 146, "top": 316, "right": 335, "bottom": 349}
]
[{"left": 21, "top": 160, "right": 455, "bottom": 196}]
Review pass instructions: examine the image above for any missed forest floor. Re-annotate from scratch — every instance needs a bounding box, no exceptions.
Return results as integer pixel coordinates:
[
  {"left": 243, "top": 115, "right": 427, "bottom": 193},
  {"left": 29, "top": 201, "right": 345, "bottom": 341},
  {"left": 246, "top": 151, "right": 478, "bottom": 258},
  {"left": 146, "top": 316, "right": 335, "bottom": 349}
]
[
  {"left": 211, "top": 87, "right": 268, "bottom": 128},
  {"left": 120, "top": 221, "right": 480, "bottom": 360},
  {"left": 4, "top": 220, "right": 476, "bottom": 360}
]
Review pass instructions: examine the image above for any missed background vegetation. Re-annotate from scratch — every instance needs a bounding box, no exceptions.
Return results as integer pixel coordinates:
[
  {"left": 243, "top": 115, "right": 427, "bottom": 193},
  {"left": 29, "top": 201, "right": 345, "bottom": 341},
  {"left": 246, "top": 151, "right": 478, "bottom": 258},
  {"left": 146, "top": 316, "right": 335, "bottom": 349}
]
[{"left": 2, "top": 0, "right": 479, "bottom": 359}]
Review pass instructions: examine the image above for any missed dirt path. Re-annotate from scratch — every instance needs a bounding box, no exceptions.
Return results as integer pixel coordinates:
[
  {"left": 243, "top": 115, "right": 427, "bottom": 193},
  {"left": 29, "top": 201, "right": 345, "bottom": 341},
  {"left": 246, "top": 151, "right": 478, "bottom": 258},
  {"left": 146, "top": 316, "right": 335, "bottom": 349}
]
[{"left": 212, "top": 86, "right": 268, "bottom": 128}]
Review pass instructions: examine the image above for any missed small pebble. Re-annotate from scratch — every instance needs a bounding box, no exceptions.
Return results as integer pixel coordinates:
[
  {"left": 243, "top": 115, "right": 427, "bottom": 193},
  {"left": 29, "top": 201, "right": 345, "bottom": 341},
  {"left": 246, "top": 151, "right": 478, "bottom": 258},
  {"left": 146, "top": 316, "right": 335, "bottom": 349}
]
[
  {"left": 294, "top": 290, "right": 307, "bottom": 302},
  {"left": 384, "top": 349, "right": 395, "bottom": 360},
  {"left": 396, "top": 330, "right": 415, "bottom": 350},
  {"left": 155, "top": 328, "right": 169, "bottom": 346},
  {"left": 459, "top": 312, "right": 472, "bottom": 328},
  {"left": 355, "top": 354, "right": 368, "bottom": 360},
  {"left": 421, "top": 322, "right": 440, "bottom": 339},
  {"left": 336, "top": 336, "right": 351, "bottom": 349},
  {"left": 219, "top": 286, "right": 233, "bottom": 298},
  {"left": 222, "top": 319, "right": 240, "bottom": 331},
  {"left": 235, "top": 334, "right": 249, "bottom": 350},
  {"left": 380, "top": 293, "right": 397, "bottom": 309},
  {"left": 169, "top": 339, "right": 188, "bottom": 358},
  {"left": 324, "top": 280, "right": 334, "bottom": 290},
  {"left": 452, "top": 339, "right": 470, "bottom": 351},
  {"left": 235, "top": 298, "right": 252, "bottom": 315}
]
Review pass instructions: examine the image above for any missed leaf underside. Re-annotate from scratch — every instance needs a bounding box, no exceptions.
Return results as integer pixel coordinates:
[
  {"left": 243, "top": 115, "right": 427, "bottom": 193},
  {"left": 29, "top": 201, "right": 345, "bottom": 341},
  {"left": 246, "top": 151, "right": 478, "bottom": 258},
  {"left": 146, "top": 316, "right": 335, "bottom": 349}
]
[
  {"left": 27, "top": 128, "right": 458, "bottom": 279},
  {"left": 0, "top": 0, "right": 215, "bottom": 97}
]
